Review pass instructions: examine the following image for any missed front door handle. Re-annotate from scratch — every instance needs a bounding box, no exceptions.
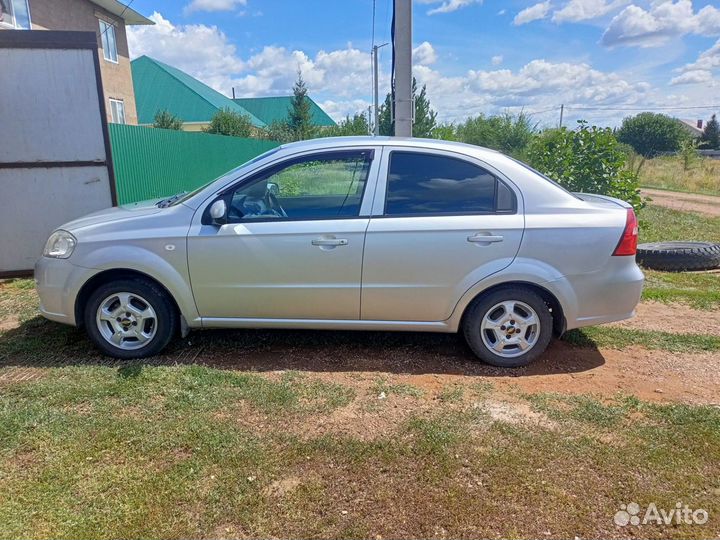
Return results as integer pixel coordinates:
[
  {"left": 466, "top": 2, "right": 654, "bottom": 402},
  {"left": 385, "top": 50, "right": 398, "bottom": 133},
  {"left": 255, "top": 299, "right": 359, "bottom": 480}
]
[
  {"left": 312, "top": 238, "right": 348, "bottom": 247},
  {"left": 467, "top": 234, "right": 504, "bottom": 244}
]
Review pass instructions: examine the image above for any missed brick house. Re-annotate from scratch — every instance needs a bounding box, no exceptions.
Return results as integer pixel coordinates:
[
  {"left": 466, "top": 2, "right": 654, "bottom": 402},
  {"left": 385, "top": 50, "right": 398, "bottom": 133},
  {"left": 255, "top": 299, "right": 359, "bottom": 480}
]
[{"left": 0, "top": 0, "right": 152, "bottom": 125}]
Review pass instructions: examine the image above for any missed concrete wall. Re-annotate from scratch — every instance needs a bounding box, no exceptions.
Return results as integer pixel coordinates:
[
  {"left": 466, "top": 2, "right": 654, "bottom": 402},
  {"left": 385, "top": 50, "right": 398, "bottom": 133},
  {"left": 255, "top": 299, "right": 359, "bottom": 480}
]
[{"left": 26, "top": 0, "right": 138, "bottom": 125}]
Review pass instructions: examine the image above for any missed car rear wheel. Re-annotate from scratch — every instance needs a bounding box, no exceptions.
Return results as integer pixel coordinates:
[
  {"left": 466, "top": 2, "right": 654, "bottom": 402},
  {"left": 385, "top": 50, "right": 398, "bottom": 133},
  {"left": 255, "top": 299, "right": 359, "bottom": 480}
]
[
  {"left": 84, "top": 278, "right": 177, "bottom": 359},
  {"left": 463, "top": 287, "right": 553, "bottom": 367}
]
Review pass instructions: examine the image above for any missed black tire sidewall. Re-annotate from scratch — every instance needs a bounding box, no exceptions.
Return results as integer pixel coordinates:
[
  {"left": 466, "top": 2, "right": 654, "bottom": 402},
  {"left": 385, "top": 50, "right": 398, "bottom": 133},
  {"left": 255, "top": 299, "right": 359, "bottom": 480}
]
[
  {"left": 463, "top": 287, "right": 553, "bottom": 368},
  {"left": 84, "top": 278, "right": 176, "bottom": 359}
]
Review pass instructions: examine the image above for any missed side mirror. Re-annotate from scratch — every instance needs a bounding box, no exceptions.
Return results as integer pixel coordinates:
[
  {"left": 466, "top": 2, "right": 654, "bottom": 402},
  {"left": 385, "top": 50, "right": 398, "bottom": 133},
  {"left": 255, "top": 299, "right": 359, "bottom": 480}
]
[
  {"left": 267, "top": 182, "right": 279, "bottom": 196},
  {"left": 209, "top": 199, "right": 227, "bottom": 225}
]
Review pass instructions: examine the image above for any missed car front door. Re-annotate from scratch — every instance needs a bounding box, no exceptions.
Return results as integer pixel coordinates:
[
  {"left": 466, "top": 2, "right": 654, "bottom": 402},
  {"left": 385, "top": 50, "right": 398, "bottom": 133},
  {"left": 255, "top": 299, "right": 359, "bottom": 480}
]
[
  {"left": 361, "top": 148, "right": 524, "bottom": 322},
  {"left": 187, "top": 148, "right": 378, "bottom": 320}
]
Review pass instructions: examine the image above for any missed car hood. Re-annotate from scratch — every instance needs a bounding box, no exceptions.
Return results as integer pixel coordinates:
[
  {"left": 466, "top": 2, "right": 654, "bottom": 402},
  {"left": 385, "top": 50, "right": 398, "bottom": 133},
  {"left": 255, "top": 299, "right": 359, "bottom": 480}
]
[{"left": 59, "top": 199, "right": 163, "bottom": 232}]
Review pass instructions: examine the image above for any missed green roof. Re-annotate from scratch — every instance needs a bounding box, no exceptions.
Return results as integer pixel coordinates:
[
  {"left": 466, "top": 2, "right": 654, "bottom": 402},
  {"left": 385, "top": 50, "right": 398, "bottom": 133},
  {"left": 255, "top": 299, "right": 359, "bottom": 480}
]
[
  {"left": 131, "top": 56, "right": 265, "bottom": 127},
  {"left": 232, "top": 96, "right": 336, "bottom": 127}
]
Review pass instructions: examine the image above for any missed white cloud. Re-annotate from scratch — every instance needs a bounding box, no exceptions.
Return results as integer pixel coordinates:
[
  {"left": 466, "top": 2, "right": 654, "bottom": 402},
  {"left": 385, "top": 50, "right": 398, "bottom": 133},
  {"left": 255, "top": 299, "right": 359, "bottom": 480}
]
[
  {"left": 413, "top": 41, "right": 438, "bottom": 65},
  {"left": 413, "top": 58, "right": 653, "bottom": 125},
  {"left": 497, "top": 9, "right": 507, "bottom": 15},
  {"left": 127, "top": 12, "right": 244, "bottom": 92},
  {"left": 685, "top": 38, "right": 720, "bottom": 71},
  {"left": 671, "top": 37, "right": 720, "bottom": 85},
  {"left": 320, "top": 99, "right": 373, "bottom": 121},
  {"left": 184, "top": 0, "right": 246, "bottom": 14},
  {"left": 552, "top": 0, "right": 627, "bottom": 23},
  {"left": 416, "top": 0, "right": 482, "bottom": 15},
  {"left": 491, "top": 54, "right": 503, "bottom": 65},
  {"left": 601, "top": 0, "right": 720, "bottom": 48},
  {"left": 128, "top": 11, "right": 708, "bottom": 125},
  {"left": 513, "top": 1, "right": 551, "bottom": 25},
  {"left": 670, "top": 69, "right": 713, "bottom": 85}
]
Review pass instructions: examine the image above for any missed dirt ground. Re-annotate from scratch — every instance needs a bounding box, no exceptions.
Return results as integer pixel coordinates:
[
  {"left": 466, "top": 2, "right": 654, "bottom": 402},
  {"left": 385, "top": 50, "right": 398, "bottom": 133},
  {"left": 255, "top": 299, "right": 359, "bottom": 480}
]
[
  {"left": 2, "top": 299, "right": 719, "bottom": 406},
  {"left": 642, "top": 188, "right": 720, "bottom": 217}
]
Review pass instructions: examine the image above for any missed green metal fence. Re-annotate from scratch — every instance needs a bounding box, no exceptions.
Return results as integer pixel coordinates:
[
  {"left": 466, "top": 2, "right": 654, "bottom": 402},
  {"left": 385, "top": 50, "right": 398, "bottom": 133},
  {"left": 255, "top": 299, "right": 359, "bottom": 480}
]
[{"left": 109, "top": 124, "right": 280, "bottom": 204}]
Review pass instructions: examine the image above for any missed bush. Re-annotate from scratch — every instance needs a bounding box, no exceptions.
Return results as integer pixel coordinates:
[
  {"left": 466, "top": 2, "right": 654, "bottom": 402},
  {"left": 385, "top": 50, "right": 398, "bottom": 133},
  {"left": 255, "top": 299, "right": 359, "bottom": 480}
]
[
  {"left": 527, "top": 121, "right": 644, "bottom": 212},
  {"left": 616, "top": 112, "right": 686, "bottom": 158},
  {"left": 153, "top": 109, "right": 183, "bottom": 130},
  {"left": 204, "top": 108, "right": 254, "bottom": 138},
  {"left": 455, "top": 112, "right": 536, "bottom": 158}
]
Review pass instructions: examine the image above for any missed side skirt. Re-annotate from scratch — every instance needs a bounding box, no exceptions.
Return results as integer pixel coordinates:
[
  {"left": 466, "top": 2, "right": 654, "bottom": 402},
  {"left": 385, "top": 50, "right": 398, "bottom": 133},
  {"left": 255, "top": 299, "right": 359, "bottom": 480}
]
[{"left": 200, "top": 317, "right": 455, "bottom": 333}]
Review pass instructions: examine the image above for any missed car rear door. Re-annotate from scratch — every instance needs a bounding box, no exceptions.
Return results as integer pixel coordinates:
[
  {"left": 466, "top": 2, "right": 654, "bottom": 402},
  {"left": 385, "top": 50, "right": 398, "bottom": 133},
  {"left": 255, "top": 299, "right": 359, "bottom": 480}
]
[
  {"left": 360, "top": 147, "right": 524, "bottom": 322},
  {"left": 187, "top": 148, "right": 380, "bottom": 321}
]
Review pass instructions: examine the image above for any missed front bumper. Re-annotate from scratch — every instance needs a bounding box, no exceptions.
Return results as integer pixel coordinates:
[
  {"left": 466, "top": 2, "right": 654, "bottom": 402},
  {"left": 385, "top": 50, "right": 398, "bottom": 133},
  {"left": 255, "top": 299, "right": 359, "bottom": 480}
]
[{"left": 34, "top": 257, "right": 91, "bottom": 326}]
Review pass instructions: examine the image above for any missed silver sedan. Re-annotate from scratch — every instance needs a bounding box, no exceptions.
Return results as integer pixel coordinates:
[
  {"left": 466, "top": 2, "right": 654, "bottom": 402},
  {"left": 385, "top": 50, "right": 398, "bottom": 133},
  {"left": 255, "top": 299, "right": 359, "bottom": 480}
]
[{"left": 35, "top": 137, "right": 644, "bottom": 367}]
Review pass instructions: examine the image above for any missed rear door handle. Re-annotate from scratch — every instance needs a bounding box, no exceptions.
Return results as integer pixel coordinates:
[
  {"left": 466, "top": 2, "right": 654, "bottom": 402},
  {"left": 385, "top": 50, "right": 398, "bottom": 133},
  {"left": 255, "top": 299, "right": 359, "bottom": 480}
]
[
  {"left": 467, "top": 234, "right": 504, "bottom": 244},
  {"left": 312, "top": 238, "right": 348, "bottom": 246}
]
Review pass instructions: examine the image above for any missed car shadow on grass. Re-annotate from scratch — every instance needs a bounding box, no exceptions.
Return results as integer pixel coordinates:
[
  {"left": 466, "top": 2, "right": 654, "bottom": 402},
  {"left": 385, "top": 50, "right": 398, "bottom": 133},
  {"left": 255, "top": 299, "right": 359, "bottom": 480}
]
[{"left": 0, "top": 316, "right": 606, "bottom": 377}]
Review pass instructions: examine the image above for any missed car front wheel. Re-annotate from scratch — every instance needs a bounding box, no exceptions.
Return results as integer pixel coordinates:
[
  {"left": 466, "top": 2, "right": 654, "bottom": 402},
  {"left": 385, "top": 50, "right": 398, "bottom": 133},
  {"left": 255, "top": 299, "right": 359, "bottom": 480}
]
[
  {"left": 84, "top": 278, "right": 177, "bottom": 359},
  {"left": 462, "top": 286, "right": 553, "bottom": 367}
]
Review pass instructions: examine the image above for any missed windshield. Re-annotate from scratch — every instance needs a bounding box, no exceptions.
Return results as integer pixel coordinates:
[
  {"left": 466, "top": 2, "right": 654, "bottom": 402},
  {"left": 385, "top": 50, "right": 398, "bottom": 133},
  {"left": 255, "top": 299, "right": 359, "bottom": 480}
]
[{"left": 168, "top": 146, "right": 283, "bottom": 206}]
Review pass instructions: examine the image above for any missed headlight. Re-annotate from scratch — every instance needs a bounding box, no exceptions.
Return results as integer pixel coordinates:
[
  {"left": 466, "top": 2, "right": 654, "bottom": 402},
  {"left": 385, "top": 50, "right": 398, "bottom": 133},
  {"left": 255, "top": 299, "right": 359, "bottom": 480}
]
[{"left": 43, "top": 230, "right": 77, "bottom": 259}]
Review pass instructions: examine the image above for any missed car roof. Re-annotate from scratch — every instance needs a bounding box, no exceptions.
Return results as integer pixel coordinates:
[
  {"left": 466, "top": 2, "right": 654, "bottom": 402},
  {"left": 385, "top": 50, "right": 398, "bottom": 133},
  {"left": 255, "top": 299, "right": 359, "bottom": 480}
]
[{"left": 278, "top": 136, "right": 502, "bottom": 160}]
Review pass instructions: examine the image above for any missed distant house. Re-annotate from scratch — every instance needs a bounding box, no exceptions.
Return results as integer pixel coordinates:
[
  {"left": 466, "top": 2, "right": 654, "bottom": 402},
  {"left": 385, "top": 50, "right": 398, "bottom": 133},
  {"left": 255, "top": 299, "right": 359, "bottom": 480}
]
[
  {"left": 131, "top": 55, "right": 336, "bottom": 131},
  {"left": 0, "top": 0, "right": 153, "bottom": 125},
  {"left": 232, "top": 96, "right": 336, "bottom": 128},
  {"left": 131, "top": 55, "right": 266, "bottom": 131},
  {"left": 678, "top": 119, "right": 704, "bottom": 139}
]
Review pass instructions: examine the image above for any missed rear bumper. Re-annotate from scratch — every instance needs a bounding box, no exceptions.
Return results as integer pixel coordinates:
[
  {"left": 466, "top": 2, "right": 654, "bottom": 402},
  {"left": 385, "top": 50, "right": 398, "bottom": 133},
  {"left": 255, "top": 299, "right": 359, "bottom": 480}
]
[{"left": 563, "top": 257, "right": 644, "bottom": 330}]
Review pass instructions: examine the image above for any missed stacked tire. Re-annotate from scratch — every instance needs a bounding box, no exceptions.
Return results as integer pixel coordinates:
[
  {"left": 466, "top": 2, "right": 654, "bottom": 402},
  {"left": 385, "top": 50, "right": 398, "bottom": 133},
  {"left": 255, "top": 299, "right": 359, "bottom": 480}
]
[{"left": 636, "top": 241, "right": 720, "bottom": 272}]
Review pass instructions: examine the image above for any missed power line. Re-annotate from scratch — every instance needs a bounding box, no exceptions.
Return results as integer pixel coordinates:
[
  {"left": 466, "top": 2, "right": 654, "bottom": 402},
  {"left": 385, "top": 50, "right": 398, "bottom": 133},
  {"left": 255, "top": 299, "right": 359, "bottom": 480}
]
[
  {"left": 567, "top": 104, "right": 720, "bottom": 111},
  {"left": 98, "top": 0, "right": 135, "bottom": 40}
]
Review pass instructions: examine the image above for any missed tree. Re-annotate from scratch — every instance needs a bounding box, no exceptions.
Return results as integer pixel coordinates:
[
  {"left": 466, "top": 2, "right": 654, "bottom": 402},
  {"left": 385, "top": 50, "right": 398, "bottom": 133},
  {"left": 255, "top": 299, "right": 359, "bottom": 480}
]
[
  {"left": 287, "top": 71, "right": 316, "bottom": 141},
  {"left": 321, "top": 113, "right": 370, "bottom": 137},
  {"left": 204, "top": 108, "right": 254, "bottom": 138},
  {"left": 153, "top": 109, "right": 183, "bottom": 130},
  {"left": 616, "top": 112, "right": 686, "bottom": 158},
  {"left": 527, "top": 121, "right": 644, "bottom": 212},
  {"left": 431, "top": 122, "right": 457, "bottom": 141},
  {"left": 377, "top": 78, "right": 437, "bottom": 137},
  {"left": 701, "top": 114, "right": 720, "bottom": 150}
]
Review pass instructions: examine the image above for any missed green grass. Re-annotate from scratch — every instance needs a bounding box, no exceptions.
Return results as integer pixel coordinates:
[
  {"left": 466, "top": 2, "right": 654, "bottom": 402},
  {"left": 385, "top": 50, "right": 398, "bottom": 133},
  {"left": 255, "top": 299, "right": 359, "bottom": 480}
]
[
  {"left": 638, "top": 204, "right": 720, "bottom": 244},
  {"left": 564, "top": 326, "right": 720, "bottom": 353},
  {"left": 643, "top": 269, "right": 720, "bottom": 308},
  {"left": 2, "top": 367, "right": 718, "bottom": 539}
]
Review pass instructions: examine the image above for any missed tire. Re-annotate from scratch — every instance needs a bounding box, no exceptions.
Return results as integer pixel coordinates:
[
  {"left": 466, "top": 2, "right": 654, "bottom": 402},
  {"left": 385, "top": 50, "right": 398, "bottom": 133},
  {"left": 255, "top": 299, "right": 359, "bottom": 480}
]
[
  {"left": 636, "top": 241, "right": 720, "bottom": 272},
  {"left": 84, "top": 278, "right": 177, "bottom": 359},
  {"left": 462, "top": 286, "right": 553, "bottom": 368}
]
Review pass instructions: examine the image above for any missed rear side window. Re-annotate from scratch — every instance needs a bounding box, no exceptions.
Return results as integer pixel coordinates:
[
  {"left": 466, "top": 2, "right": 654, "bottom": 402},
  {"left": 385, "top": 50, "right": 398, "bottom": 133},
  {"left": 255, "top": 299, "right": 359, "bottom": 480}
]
[{"left": 385, "top": 152, "right": 514, "bottom": 216}]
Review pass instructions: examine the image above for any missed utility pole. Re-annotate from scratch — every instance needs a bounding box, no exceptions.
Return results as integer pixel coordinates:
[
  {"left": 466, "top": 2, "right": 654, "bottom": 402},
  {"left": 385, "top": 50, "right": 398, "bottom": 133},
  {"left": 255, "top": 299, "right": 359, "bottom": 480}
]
[
  {"left": 559, "top": 104, "right": 564, "bottom": 128},
  {"left": 368, "top": 106, "right": 373, "bottom": 135},
  {"left": 232, "top": 87, "right": 236, "bottom": 99},
  {"left": 372, "top": 43, "right": 388, "bottom": 136},
  {"left": 393, "top": 0, "right": 412, "bottom": 137}
]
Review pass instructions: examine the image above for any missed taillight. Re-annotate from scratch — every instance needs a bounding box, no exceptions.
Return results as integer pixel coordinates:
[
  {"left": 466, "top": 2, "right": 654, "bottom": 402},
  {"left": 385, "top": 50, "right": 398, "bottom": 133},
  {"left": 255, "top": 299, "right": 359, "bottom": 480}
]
[{"left": 612, "top": 207, "right": 638, "bottom": 256}]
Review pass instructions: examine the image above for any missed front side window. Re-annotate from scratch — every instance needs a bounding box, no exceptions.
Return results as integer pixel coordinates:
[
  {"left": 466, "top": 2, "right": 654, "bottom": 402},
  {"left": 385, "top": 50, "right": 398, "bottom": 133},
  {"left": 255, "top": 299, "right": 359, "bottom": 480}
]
[
  {"left": 99, "top": 19, "right": 118, "bottom": 63},
  {"left": 0, "top": 0, "right": 31, "bottom": 29},
  {"left": 109, "top": 99, "right": 125, "bottom": 124},
  {"left": 385, "top": 151, "right": 514, "bottom": 216},
  {"left": 224, "top": 151, "right": 372, "bottom": 222}
]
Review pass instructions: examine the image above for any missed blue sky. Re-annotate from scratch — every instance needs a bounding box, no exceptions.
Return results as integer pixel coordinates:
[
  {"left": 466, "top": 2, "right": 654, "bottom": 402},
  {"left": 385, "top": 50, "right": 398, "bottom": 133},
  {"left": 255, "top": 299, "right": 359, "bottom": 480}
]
[{"left": 126, "top": 0, "right": 720, "bottom": 126}]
